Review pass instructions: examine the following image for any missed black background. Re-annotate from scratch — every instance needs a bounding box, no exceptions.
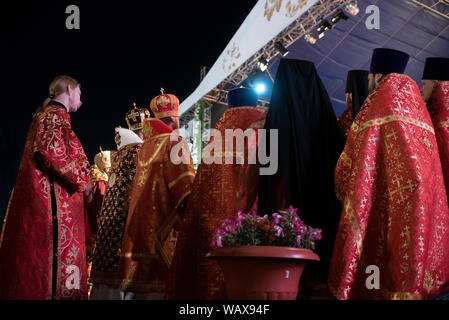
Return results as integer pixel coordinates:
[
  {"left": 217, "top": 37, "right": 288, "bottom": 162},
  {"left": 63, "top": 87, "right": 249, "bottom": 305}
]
[{"left": 0, "top": 0, "right": 258, "bottom": 217}]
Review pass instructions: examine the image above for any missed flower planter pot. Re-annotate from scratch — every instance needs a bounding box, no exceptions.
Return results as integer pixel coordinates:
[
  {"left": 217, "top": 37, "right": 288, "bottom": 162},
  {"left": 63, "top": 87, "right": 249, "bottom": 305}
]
[{"left": 206, "top": 246, "right": 320, "bottom": 300}]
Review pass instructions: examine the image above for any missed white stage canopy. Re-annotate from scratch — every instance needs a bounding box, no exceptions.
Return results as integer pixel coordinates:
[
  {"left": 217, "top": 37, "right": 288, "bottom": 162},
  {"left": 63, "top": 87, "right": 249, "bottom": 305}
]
[{"left": 179, "top": 0, "right": 319, "bottom": 116}]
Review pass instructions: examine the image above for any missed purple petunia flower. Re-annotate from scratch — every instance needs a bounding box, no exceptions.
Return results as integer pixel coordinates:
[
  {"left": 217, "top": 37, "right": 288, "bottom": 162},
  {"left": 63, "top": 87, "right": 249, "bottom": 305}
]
[
  {"left": 293, "top": 221, "right": 301, "bottom": 233},
  {"left": 273, "top": 225, "right": 284, "bottom": 237},
  {"left": 222, "top": 219, "right": 236, "bottom": 234},
  {"left": 271, "top": 213, "right": 281, "bottom": 226},
  {"left": 287, "top": 205, "right": 299, "bottom": 217},
  {"left": 310, "top": 228, "right": 323, "bottom": 241},
  {"left": 295, "top": 234, "right": 303, "bottom": 247},
  {"left": 210, "top": 207, "right": 322, "bottom": 249},
  {"left": 232, "top": 210, "right": 245, "bottom": 227}
]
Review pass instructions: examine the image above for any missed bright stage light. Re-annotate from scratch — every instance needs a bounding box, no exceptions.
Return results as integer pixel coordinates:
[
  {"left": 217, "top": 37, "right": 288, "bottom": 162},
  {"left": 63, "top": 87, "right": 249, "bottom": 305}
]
[
  {"left": 345, "top": 1, "right": 360, "bottom": 16},
  {"left": 332, "top": 10, "right": 349, "bottom": 24},
  {"left": 304, "top": 33, "right": 317, "bottom": 44},
  {"left": 317, "top": 20, "right": 332, "bottom": 39},
  {"left": 255, "top": 83, "right": 266, "bottom": 94}
]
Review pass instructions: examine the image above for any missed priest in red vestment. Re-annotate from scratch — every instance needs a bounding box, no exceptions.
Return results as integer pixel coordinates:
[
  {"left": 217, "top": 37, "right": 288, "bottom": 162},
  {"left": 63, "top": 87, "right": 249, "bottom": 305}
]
[
  {"left": 117, "top": 92, "right": 195, "bottom": 299},
  {"left": 421, "top": 57, "right": 449, "bottom": 199},
  {"left": 0, "top": 75, "right": 91, "bottom": 300},
  {"left": 89, "top": 106, "right": 147, "bottom": 300},
  {"left": 166, "top": 88, "right": 267, "bottom": 299},
  {"left": 329, "top": 48, "right": 449, "bottom": 299},
  {"left": 151, "top": 87, "right": 181, "bottom": 130},
  {"left": 338, "top": 70, "right": 369, "bottom": 138}
]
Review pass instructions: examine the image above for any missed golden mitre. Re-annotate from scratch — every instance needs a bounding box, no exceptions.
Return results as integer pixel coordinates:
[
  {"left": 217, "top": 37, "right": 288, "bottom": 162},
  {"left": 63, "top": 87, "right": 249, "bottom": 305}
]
[
  {"left": 125, "top": 102, "right": 151, "bottom": 131},
  {"left": 94, "top": 147, "right": 112, "bottom": 172}
]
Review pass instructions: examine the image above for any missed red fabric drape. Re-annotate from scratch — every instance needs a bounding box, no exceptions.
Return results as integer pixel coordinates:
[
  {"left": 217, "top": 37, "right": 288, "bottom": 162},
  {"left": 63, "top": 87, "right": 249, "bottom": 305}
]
[
  {"left": 166, "top": 107, "right": 266, "bottom": 299},
  {"left": 329, "top": 74, "right": 449, "bottom": 300},
  {"left": 117, "top": 119, "right": 196, "bottom": 293},
  {"left": 0, "top": 104, "right": 90, "bottom": 300},
  {"left": 338, "top": 103, "right": 353, "bottom": 138}
]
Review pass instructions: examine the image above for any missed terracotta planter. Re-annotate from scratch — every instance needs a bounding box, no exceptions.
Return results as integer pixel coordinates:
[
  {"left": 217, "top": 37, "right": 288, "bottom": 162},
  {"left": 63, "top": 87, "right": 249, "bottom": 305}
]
[{"left": 206, "top": 246, "right": 320, "bottom": 300}]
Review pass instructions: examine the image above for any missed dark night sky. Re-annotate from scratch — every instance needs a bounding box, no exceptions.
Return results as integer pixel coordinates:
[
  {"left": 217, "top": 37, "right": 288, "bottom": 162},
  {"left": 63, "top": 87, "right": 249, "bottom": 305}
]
[{"left": 0, "top": 1, "right": 258, "bottom": 216}]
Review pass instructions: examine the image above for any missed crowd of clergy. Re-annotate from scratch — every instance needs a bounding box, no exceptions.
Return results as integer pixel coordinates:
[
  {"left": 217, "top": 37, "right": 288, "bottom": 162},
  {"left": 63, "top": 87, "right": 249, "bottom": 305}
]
[{"left": 0, "top": 47, "right": 448, "bottom": 300}]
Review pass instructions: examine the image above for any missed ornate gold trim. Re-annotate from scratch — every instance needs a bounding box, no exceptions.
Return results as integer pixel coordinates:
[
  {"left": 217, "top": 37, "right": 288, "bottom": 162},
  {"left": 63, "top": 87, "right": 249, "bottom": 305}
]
[
  {"left": 60, "top": 155, "right": 88, "bottom": 175},
  {"left": 383, "top": 290, "right": 425, "bottom": 300},
  {"left": 149, "top": 207, "right": 181, "bottom": 268},
  {"left": 168, "top": 172, "right": 195, "bottom": 189},
  {"left": 175, "top": 190, "right": 191, "bottom": 209},
  {"left": 328, "top": 282, "right": 342, "bottom": 300},
  {"left": 126, "top": 123, "right": 143, "bottom": 131},
  {"left": 343, "top": 198, "right": 363, "bottom": 257},
  {"left": 136, "top": 168, "right": 148, "bottom": 187},
  {"left": 138, "top": 137, "right": 169, "bottom": 167},
  {"left": 54, "top": 183, "right": 63, "bottom": 298},
  {"left": 46, "top": 179, "right": 53, "bottom": 300},
  {"left": 351, "top": 114, "right": 435, "bottom": 135},
  {"left": 147, "top": 133, "right": 173, "bottom": 142},
  {"left": 329, "top": 279, "right": 426, "bottom": 300},
  {"left": 156, "top": 238, "right": 171, "bottom": 269},
  {"left": 423, "top": 269, "right": 434, "bottom": 294},
  {"left": 225, "top": 106, "right": 263, "bottom": 113},
  {"left": 120, "top": 252, "right": 157, "bottom": 258},
  {"left": 439, "top": 120, "right": 449, "bottom": 128}
]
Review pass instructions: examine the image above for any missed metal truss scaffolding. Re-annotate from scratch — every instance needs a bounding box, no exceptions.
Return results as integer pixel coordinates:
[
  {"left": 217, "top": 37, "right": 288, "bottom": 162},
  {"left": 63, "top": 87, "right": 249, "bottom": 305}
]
[
  {"left": 180, "top": 0, "right": 353, "bottom": 126},
  {"left": 410, "top": 0, "right": 449, "bottom": 20}
]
